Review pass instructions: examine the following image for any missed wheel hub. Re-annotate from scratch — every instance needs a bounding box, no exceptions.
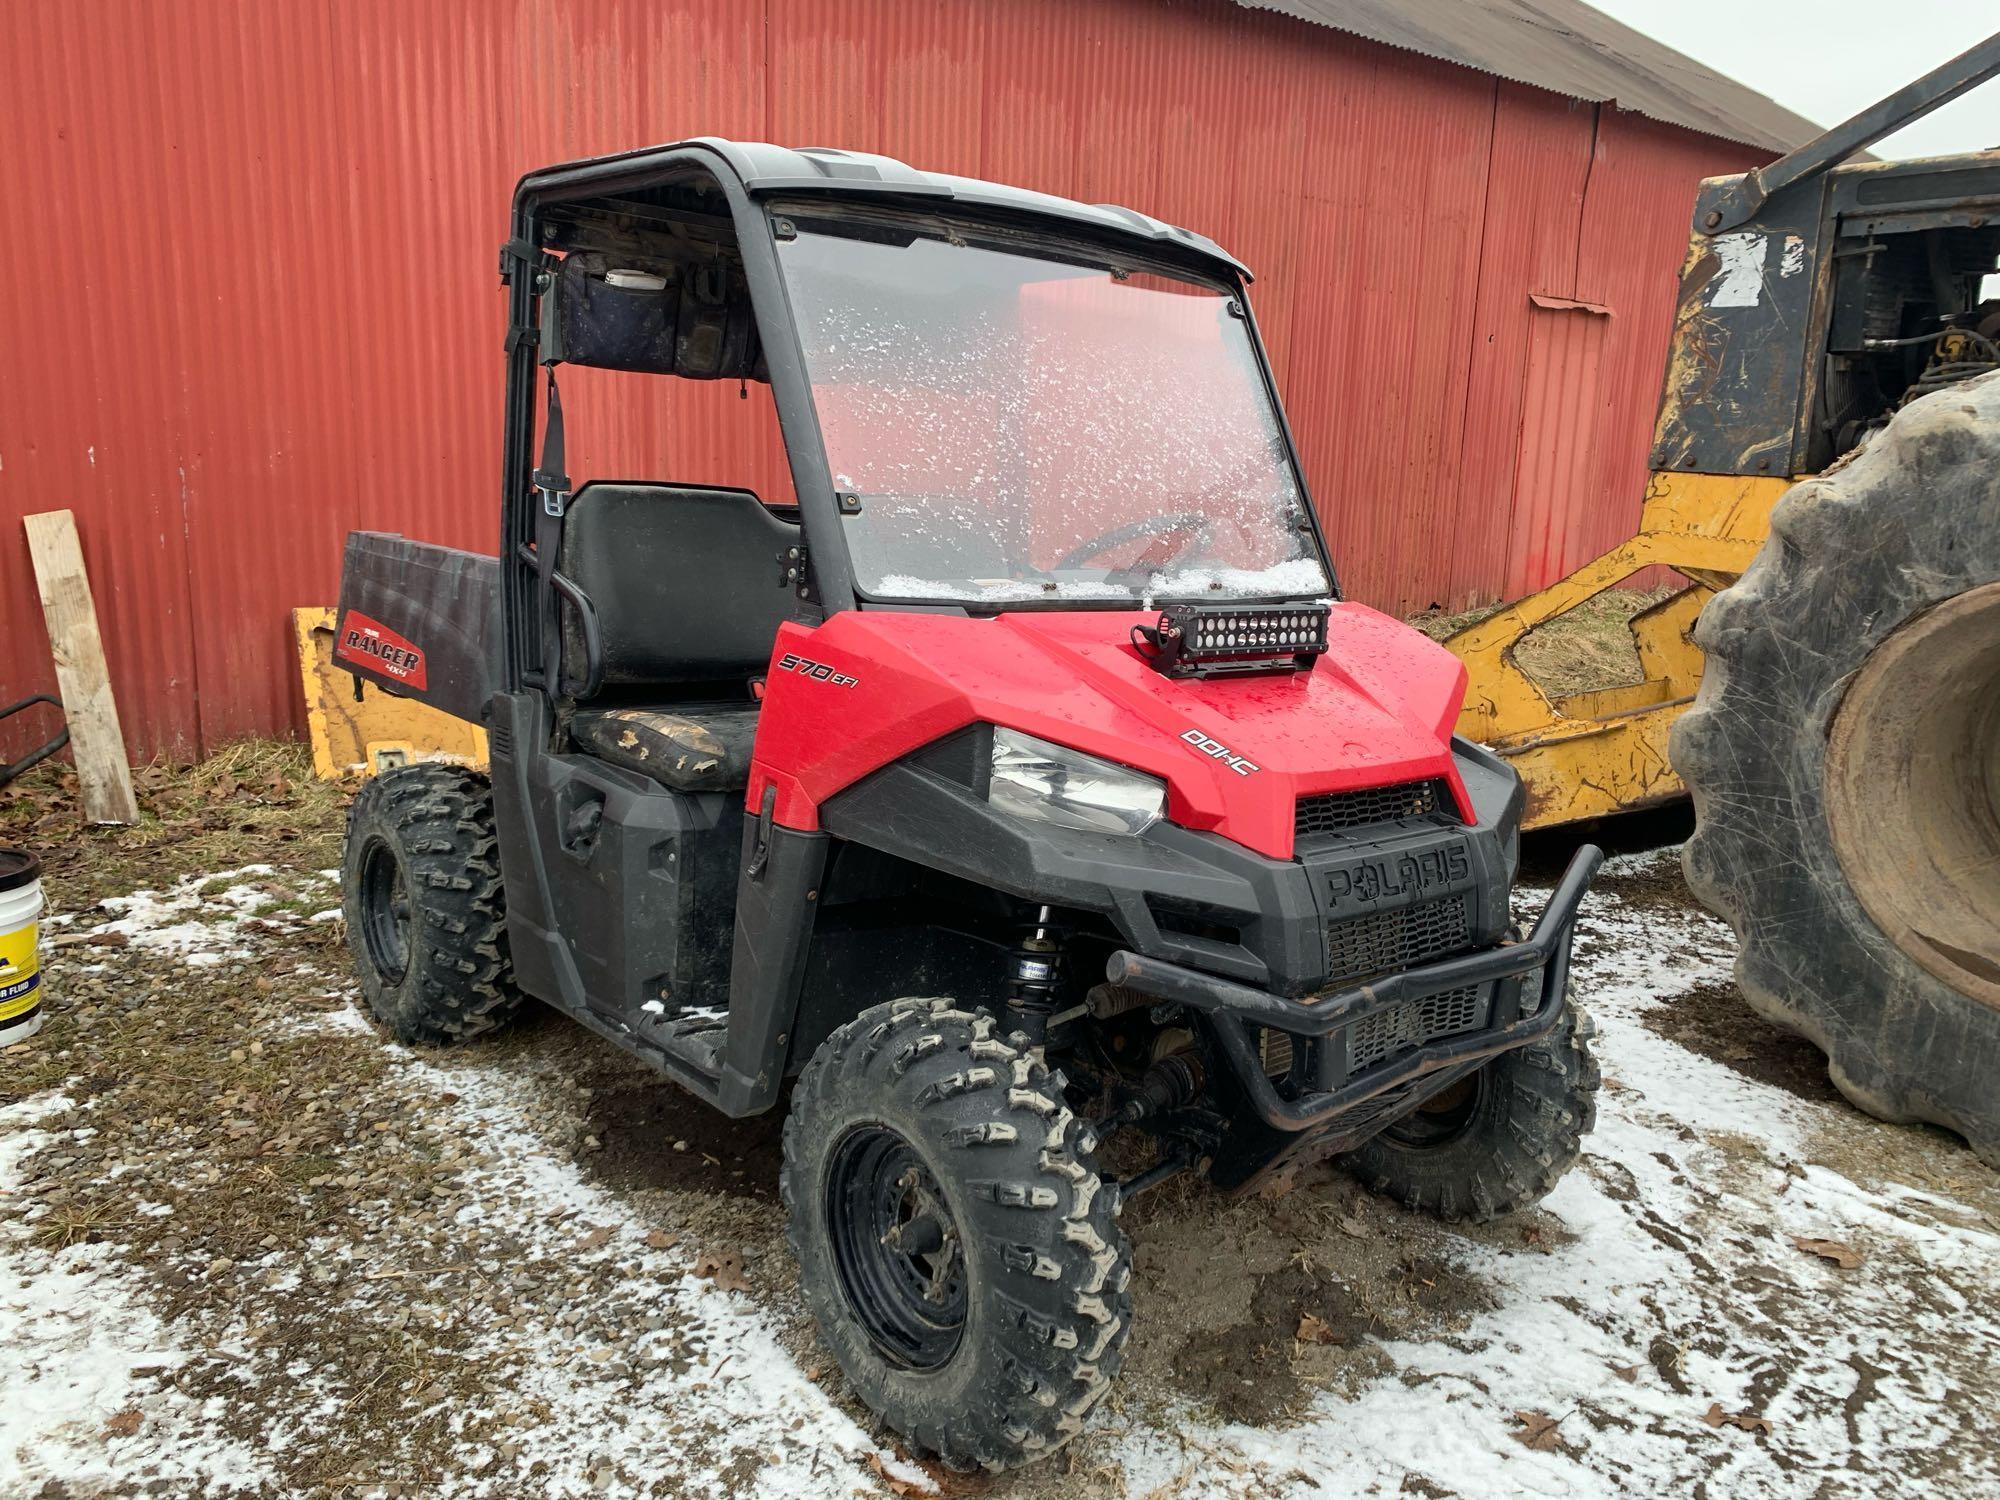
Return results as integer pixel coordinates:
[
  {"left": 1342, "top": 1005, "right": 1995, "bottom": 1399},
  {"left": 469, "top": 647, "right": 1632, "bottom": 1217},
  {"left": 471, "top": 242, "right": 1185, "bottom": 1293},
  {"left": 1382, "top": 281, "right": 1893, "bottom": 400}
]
[
  {"left": 1825, "top": 581, "right": 2000, "bottom": 1009},
  {"left": 825, "top": 1126, "right": 968, "bottom": 1370},
  {"left": 356, "top": 837, "right": 413, "bottom": 986}
]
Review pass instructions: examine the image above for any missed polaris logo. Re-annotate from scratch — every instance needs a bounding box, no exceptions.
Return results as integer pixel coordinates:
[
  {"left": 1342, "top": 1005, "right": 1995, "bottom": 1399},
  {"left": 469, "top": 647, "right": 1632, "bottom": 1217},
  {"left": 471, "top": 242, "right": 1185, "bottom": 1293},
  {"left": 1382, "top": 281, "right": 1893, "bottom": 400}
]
[
  {"left": 1324, "top": 845, "right": 1471, "bottom": 908},
  {"left": 1180, "top": 728, "right": 1258, "bottom": 776}
]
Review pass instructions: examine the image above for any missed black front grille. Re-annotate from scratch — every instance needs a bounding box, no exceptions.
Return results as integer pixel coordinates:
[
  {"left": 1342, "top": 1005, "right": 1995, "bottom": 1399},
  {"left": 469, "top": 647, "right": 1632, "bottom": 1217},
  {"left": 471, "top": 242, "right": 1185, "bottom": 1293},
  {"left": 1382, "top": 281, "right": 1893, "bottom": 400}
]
[
  {"left": 1347, "top": 986, "right": 1485, "bottom": 1072},
  {"left": 1295, "top": 778, "right": 1455, "bottom": 839},
  {"left": 1324, "top": 893, "right": 1470, "bottom": 988}
]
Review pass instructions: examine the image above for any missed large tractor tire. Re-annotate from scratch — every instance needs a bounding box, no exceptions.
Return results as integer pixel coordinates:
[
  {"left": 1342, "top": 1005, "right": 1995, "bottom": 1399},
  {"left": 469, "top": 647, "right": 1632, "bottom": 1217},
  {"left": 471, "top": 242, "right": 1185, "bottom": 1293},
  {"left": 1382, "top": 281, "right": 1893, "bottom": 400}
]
[{"left": 1673, "top": 372, "right": 2000, "bottom": 1166}]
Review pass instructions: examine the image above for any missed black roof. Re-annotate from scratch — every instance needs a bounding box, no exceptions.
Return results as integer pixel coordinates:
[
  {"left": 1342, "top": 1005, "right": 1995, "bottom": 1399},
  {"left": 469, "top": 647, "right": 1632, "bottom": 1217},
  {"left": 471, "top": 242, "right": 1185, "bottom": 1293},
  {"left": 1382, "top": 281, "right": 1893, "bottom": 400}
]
[{"left": 518, "top": 138, "right": 1251, "bottom": 278}]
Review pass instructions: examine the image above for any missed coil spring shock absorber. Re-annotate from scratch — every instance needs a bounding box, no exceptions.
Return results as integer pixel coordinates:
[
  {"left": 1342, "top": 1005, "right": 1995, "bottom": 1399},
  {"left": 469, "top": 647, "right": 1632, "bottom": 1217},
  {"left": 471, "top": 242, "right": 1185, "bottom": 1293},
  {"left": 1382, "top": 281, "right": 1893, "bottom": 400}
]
[{"left": 1007, "top": 905, "right": 1064, "bottom": 1046}]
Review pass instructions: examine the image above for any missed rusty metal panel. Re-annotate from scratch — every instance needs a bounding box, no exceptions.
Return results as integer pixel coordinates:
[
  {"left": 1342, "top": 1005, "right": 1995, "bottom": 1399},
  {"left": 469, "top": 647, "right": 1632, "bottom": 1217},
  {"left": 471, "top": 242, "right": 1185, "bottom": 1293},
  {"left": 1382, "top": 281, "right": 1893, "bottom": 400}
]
[{"left": 0, "top": 0, "right": 1776, "bottom": 761}]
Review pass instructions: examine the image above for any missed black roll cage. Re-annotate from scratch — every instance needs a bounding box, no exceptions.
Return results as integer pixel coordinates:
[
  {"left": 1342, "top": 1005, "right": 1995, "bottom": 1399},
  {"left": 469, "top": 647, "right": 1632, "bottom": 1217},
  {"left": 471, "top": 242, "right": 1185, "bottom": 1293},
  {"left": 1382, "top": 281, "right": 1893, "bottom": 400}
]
[{"left": 498, "top": 141, "right": 1334, "bottom": 699}]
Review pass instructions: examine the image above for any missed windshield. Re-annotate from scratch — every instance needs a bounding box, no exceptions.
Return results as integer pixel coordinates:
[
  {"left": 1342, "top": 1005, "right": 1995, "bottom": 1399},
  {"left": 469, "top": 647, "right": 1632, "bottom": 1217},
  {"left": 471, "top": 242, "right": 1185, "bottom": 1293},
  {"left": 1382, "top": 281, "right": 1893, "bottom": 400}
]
[{"left": 774, "top": 214, "right": 1328, "bottom": 606}]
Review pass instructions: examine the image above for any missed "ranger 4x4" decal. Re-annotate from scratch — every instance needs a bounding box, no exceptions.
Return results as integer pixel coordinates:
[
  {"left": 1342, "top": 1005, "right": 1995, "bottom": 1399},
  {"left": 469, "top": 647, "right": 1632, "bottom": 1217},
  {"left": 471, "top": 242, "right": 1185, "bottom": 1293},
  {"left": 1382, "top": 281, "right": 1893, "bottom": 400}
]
[{"left": 335, "top": 611, "right": 428, "bottom": 691}]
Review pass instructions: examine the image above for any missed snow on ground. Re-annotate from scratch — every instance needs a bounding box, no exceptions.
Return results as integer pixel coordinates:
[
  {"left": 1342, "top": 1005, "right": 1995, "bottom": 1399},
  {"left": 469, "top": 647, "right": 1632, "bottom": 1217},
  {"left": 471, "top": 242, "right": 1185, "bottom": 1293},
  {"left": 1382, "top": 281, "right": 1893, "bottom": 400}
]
[
  {"left": 2, "top": 848, "right": 1995, "bottom": 1496},
  {"left": 379, "top": 1054, "right": 932, "bottom": 1499},
  {"left": 87, "top": 866, "right": 318, "bottom": 968},
  {"left": 0, "top": 1094, "right": 273, "bottom": 1494},
  {"left": 1103, "top": 852, "right": 2000, "bottom": 1497}
]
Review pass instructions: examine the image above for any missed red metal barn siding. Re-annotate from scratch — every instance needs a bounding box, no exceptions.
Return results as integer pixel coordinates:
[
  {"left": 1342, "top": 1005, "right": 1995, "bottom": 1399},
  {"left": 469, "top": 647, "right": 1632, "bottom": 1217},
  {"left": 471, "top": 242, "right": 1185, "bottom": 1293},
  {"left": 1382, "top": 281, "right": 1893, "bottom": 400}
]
[
  {"left": 1507, "top": 301, "right": 1613, "bottom": 596},
  {"left": 0, "top": 0, "right": 1772, "bottom": 762}
]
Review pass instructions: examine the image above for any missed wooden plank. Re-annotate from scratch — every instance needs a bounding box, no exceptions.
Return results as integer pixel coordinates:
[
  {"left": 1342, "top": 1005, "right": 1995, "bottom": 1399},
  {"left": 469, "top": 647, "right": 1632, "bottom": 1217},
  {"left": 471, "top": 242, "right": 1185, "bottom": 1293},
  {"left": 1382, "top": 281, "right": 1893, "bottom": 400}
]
[{"left": 23, "top": 509, "right": 140, "bottom": 824}]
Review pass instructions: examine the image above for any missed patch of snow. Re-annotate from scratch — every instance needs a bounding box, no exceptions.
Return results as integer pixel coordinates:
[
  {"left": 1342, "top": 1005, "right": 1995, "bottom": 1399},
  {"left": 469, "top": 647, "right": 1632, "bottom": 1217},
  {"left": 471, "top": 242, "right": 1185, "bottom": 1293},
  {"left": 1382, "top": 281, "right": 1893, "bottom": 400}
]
[
  {"left": 1097, "top": 859, "right": 2000, "bottom": 1497},
  {"left": 88, "top": 867, "right": 301, "bottom": 968},
  {"left": 398, "top": 1061, "right": 928, "bottom": 1498},
  {"left": 0, "top": 1093, "right": 273, "bottom": 1494},
  {"left": 871, "top": 556, "right": 1329, "bottom": 606}
]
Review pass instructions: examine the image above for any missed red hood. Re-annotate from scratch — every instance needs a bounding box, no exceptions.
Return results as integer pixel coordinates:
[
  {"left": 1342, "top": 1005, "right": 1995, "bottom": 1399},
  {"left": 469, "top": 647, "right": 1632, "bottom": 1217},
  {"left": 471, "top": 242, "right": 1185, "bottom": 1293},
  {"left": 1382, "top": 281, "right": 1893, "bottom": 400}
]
[{"left": 749, "top": 604, "right": 1469, "bottom": 860}]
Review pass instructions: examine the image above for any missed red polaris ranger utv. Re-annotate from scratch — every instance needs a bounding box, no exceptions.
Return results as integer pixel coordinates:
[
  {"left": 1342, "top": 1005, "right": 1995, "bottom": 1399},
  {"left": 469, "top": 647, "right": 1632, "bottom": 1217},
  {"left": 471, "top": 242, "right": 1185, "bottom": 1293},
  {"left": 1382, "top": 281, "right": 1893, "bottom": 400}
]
[{"left": 336, "top": 139, "right": 1602, "bottom": 1470}]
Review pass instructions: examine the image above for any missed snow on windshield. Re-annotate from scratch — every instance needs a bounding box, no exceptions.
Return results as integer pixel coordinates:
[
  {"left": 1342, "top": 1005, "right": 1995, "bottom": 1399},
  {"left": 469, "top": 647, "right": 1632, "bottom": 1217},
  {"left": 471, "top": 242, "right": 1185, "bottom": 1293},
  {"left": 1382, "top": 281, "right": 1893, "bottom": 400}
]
[{"left": 777, "top": 222, "right": 1328, "bottom": 605}]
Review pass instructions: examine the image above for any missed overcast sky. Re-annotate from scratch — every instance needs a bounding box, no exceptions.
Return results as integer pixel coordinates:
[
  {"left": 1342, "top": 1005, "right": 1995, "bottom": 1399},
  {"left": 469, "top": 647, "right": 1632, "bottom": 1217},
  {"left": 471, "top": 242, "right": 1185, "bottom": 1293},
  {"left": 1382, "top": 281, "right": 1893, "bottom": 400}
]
[{"left": 1587, "top": 1, "right": 2000, "bottom": 157}]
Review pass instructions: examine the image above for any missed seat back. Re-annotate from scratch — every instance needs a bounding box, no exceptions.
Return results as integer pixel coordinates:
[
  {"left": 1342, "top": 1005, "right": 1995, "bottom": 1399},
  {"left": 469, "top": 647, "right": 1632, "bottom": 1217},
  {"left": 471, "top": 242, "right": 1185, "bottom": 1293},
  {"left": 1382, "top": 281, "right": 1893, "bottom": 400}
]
[{"left": 558, "top": 482, "right": 799, "bottom": 694}]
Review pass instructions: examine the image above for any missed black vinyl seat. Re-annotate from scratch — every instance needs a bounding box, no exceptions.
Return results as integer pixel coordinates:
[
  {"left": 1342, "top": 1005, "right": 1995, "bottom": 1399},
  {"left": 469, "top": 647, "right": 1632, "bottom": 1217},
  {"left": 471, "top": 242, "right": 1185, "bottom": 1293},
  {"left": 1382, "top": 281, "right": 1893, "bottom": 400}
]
[{"left": 556, "top": 482, "right": 797, "bottom": 792}]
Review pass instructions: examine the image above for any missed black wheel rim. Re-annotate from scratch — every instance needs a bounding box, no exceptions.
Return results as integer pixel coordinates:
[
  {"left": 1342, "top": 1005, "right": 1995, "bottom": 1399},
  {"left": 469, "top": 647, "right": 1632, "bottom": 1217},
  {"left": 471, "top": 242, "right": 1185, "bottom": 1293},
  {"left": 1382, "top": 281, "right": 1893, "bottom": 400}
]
[
  {"left": 1383, "top": 1071, "right": 1485, "bottom": 1149},
  {"left": 824, "top": 1125, "right": 968, "bottom": 1370},
  {"left": 356, "top": 837, "right": 413, "bottom": 985}
]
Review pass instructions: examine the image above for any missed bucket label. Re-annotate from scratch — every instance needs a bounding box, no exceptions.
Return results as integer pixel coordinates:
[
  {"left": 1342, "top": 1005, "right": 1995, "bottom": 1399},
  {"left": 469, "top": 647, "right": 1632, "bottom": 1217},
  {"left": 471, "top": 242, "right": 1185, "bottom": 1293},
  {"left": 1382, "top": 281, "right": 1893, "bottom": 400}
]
[
  {"left": 0, "top": 917, "right": 40, "bottom": 1024},
  {"left": 335, "top": 611, "right": 429, "bottom": 691}
]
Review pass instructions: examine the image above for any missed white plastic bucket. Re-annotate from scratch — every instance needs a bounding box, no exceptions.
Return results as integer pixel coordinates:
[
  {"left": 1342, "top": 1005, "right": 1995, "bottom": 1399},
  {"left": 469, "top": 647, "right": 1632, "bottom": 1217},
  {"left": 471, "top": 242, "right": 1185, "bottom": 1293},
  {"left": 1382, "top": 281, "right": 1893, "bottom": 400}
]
[{"left": 0, "top": 847, "right": 45, "bottom": 1045}]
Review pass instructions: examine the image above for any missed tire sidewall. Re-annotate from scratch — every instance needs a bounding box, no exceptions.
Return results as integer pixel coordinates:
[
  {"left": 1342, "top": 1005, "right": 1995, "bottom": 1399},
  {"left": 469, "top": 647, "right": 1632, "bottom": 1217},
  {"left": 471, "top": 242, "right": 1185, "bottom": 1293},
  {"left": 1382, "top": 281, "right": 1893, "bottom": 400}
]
[
  {"left": 788, "top": 1099, "right": 1000, "bottom": 1423},
  {"left": 342, "top": 781, "right": 431, "bottom": 1038},
  {"left": 781, "top": 999, "right": 1130, "bottom": 1469},
  {"left": 1342, "top": 999, "right": 1597, "bottom": 1222},
  {"left": 1676, "top": 376, "right": 2000, "bottom": 1153}
]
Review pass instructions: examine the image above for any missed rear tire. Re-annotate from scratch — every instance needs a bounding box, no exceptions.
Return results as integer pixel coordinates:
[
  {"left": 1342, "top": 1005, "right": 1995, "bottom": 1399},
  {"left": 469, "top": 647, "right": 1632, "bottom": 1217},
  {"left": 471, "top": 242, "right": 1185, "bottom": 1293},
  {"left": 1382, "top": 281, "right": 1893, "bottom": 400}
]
[
  {"left": 1672, "top": 373, "right": 2000, "bottom": 1165},
  {"left": 341, "top": 764, "right": 522, "bottom": 1046},
  {"left": 781, "top": 999, "right": 1131, "bottom": 1471},
  {"left": 1341, "top": 1001, "right": 1598, "bottom": 1223}
]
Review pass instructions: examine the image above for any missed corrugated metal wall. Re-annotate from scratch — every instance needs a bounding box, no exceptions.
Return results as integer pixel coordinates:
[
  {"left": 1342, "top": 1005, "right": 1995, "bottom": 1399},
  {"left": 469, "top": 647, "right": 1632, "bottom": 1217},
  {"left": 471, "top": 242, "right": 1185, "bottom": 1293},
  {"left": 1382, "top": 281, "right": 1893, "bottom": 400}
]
[{"left": 0, "top": 0, "right": 1767, "bottom": 762}]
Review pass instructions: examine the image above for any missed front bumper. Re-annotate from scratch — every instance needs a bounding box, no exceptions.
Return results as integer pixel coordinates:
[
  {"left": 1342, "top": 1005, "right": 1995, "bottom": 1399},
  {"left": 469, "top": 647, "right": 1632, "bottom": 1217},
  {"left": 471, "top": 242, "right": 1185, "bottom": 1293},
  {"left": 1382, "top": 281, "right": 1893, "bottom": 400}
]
[{"left": 1106, "top": 845, "right": 1601, "bottom": 1133}]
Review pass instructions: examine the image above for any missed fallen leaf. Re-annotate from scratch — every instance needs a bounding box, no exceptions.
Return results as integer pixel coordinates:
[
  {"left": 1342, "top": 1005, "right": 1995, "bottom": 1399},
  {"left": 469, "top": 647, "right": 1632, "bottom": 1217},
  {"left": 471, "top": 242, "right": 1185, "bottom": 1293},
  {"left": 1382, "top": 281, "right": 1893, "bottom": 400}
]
[
  {"left": 577, "top": 1226, "right": 614, "bottom": 1252},
  {"left": 865, "top": 1451, "right": 930, "bottom": 1497},
  {"left": 1609, "top": 1363, "right": 1641, "bottom": 1384},
  {"left": 1792, "top": 1236, "right": 1863, "bottom": 1270},
  {"left": 642, "top": 1230, "right": 678, "bottom": 1251},
  {"left": 1295, "top": 1313, "right": 1342, "bottom": 1346},
  {"left": 693, "top": 1251, "right": 749, "bottom": 1293},
  {"left": 1511, "top": 1409, "right": 1563, "bottom": 1451},
  {"left": 104, "top": 1408, "right": 143, "bottom": 1438},
  {"left": 1702, "top": 1401, "right": 1775, "bottom": 1435}
]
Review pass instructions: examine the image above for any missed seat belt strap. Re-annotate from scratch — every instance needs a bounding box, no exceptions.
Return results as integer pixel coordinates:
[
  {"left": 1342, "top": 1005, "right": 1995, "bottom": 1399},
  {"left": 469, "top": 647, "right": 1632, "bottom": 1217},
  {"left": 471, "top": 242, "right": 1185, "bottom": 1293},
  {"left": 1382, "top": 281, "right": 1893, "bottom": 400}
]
[
  {"left": 533, "top": 367, "right": 571, "bottom": 695},
  {"left": 532, "top": 367, "right": 570, "bottom": 518}
]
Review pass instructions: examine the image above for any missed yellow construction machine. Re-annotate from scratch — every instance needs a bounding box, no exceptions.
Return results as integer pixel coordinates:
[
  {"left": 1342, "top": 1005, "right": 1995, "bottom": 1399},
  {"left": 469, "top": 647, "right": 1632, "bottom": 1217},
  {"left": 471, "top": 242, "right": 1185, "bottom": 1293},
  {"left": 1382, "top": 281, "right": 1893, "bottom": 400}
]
[{"left": 1447, "top": 35, "right": 2000, "bottom": 830}]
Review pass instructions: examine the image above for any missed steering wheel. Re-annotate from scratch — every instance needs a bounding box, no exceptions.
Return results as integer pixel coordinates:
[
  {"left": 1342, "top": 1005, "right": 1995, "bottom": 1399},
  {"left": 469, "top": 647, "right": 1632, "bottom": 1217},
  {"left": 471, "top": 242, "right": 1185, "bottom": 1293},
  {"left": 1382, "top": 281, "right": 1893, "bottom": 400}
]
[{"left": 1050, "top": 512, "right": 1214, "bottom": 574}]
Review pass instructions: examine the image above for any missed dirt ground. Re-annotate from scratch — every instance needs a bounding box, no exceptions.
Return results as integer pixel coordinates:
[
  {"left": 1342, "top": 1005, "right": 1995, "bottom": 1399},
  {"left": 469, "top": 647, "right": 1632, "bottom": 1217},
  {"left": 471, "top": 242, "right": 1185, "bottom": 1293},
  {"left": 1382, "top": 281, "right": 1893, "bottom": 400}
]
[{"left": 4, "top": 750, "right": 1997, "bottom": 1498}]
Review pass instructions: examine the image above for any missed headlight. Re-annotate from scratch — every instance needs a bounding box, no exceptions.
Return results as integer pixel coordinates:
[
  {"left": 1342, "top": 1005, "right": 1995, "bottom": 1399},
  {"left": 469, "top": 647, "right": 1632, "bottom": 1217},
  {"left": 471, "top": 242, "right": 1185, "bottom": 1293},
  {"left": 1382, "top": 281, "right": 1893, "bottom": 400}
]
[{"left": 989, "top": 727, "right": 1165, "bottom": 835}]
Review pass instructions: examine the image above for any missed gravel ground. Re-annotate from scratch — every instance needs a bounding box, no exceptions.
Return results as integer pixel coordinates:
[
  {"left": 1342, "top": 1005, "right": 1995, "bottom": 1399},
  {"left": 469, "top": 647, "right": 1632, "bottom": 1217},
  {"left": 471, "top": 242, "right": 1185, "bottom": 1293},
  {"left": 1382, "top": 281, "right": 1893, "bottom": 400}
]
[{"left": 3, "top": 753, "right": 1997, "bottom": 1498}]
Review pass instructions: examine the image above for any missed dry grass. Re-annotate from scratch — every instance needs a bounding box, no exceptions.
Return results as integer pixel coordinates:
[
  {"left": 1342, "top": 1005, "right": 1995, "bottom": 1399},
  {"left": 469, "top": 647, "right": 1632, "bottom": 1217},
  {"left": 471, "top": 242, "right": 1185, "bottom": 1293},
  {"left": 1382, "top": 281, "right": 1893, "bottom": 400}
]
[
  {"left": 0, "top": 739, "right": 349, "bottom": 912},
  {"left": 1407, "top": 585, "right": 1681, "bottom": 700},
  {"left": 1512, "top": 585, "right": 1678, "bottom": 699}
]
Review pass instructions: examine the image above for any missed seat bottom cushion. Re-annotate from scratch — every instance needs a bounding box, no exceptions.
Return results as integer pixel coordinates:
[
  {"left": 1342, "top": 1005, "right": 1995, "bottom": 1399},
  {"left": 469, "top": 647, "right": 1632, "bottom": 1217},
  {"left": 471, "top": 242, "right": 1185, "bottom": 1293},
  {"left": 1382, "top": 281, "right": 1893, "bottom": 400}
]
[{"left": 571, "top": 704, "right": 759, "bottom": 791}]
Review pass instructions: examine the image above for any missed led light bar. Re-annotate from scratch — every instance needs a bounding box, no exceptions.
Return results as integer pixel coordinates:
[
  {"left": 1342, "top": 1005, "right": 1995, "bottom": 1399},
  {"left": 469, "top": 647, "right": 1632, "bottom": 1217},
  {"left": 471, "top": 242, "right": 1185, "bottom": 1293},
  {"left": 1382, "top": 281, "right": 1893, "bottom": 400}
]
[{"left": 1136, "top": 601, "right": 1329, "bottom": 677}]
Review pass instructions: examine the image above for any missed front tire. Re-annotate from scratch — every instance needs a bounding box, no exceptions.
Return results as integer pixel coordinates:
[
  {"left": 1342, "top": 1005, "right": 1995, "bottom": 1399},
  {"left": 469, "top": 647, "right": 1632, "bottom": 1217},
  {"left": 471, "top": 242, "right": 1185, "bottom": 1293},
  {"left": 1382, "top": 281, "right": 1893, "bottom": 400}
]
[
  {"left": 341, "top": 764, "right": 522, "bottom": 1045},
  {"left": 1341, "top": 1002, "right": 1598, "bottom": 1222},
  {"left": 781, "top": 999, "right": 1132, "bottom": 1471}
]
